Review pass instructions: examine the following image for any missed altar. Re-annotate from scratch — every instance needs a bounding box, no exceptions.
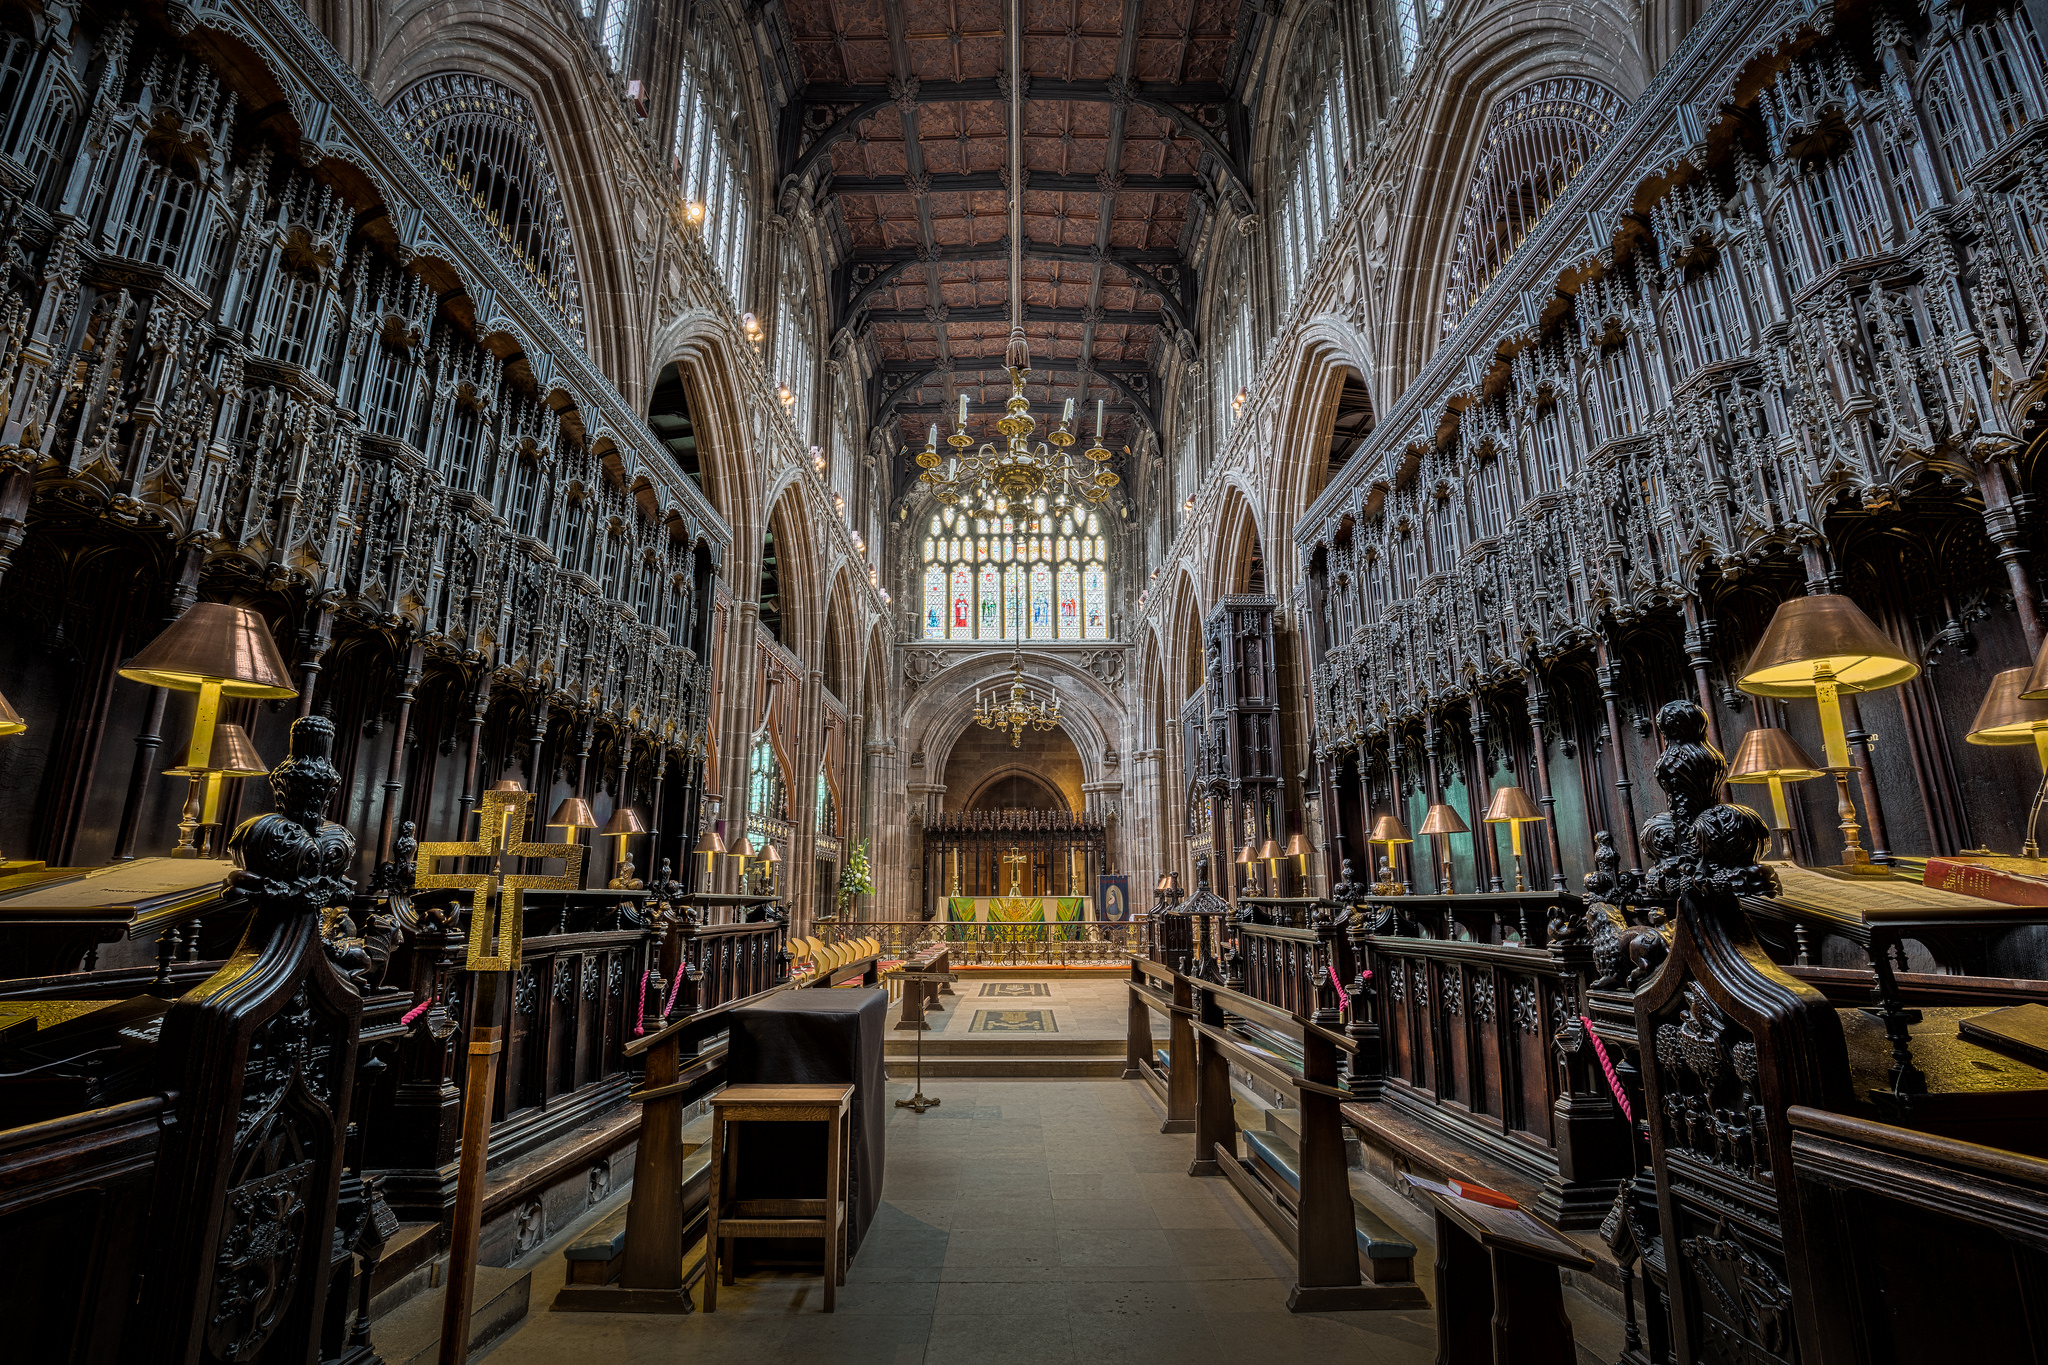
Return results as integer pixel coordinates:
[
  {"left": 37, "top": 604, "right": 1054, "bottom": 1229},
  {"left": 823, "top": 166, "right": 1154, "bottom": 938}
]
[
  {"left": 920, "top": 808, "right": 1106, "bottom": 922},
  {"left": 944, "top": 895, "right": 1096, "bottom": 936}
]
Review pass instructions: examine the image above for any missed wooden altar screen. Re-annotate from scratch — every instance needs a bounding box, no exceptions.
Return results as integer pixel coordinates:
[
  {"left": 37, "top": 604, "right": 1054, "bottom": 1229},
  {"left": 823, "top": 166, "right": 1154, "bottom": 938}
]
[{"left": 920, "top": 810, "right": 1106, "bottom": 920}]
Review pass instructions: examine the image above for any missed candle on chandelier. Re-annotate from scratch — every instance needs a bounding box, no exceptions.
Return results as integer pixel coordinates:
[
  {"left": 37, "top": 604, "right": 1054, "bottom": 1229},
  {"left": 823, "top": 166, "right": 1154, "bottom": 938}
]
[
  {"left": 1062, "top": 397, "right": 1075, "bottom": 425},
  {"left": 958, "top": 393, "right": 968, "bottom": 425},
  {"left": 927, "top": 423, "right": 937, "bottom": 449},
  {"left": 1094, "top": 399, "right": 1104, "bottom": 440}
]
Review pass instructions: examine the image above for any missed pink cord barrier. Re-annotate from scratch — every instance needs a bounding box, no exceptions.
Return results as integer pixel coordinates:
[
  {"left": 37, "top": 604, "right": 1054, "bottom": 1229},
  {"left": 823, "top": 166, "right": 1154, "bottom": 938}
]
[
  {"left": 400, "top": 997, "right": 433, "bottom": 1027},
  {"left": 1328, "top": 962, "right": 1349, "bottom": 1006},
  {"left": 634, "top": 968, "right": 654, "bottom": 1035},
  {"left": 1580, "top": 1015, "right": 1633, "bottom": 1123}
]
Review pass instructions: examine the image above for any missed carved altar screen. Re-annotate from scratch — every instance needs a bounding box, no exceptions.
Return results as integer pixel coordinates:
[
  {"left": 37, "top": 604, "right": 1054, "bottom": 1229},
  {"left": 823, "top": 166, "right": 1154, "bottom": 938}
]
[{"left": 919, "top": 810, "right": 1106, "bottom": 918}]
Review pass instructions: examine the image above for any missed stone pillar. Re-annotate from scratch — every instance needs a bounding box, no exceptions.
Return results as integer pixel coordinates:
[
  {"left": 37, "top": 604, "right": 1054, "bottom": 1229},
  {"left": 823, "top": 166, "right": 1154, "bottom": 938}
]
[{"left": 863, "top": 737, "right": 900, "bottom": 920}]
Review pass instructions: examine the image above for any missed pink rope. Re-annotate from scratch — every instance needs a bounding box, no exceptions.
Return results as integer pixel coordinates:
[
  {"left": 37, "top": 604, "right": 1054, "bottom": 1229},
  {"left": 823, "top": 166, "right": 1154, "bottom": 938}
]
[
  {"left": 1580, "top": 1016, "right": 1633, "bottom": 1123},
  {"left": 634, "top": 968, "right": 653, "bottom": 1036},
  {"left": 667, "top": 954, "right": 688, "bottom": 1013},
  {"left": 1328, "top": 962, "right": 1349, "bottom": 1006},
  {"left": 400, "top": 997, "right": 433, "bottom": 1027}
]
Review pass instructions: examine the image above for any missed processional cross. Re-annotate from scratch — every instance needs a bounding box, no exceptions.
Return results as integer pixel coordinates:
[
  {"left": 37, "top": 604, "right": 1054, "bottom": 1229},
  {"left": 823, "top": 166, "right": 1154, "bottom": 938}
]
[{"left": 415, "top": 789, "right": 585, "bottom": 971}]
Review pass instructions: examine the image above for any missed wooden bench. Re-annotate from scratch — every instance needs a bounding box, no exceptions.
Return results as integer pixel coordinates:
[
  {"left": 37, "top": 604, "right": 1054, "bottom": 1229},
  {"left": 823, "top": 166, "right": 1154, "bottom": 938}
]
[
  {"left": 1126, "top": 956, "right": 1195, "bottom": 1132},
  {"left": 1187, "top": 979, "right": 1428, "bottom": 1311},
  {"left": 1240, "top": 1127, "right": 1419, "bottom": 1284}
]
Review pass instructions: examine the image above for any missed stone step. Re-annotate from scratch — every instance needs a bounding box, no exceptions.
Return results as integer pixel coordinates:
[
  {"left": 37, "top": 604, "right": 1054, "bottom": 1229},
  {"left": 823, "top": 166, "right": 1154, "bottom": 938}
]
[
  {"left": 888, "top": 1054, "right": 1127, "bottom": 1078},
  {"left": 365, "top": 1222, "right": 443, "bottom": 1320},
  {"left": 369, "top": 1264, "right": 532, "bottom": 1365},
  {"left": 884, "top": 1036, "right": 1124, "bottom": 1057}
]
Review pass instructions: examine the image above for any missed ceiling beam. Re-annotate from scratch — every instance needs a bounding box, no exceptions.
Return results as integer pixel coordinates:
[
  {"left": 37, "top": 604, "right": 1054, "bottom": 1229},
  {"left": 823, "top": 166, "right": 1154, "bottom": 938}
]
[
  {"left": 860, "top": 304, "right": 1161, "bottom": 326},
  {"left": 788, "top": 78, "right": 1247, "bottom": 197},
  {"left": 827, "top": 170, "right": 1202, "bottom": 196},
  {"left": 844, "top": 246, "right": 1188, "bottom": 330}
]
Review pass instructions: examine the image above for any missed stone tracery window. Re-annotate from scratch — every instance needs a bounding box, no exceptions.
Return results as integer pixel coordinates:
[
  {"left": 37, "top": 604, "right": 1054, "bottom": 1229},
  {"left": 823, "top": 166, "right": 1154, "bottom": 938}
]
[
  {"left": 672, "top": 16, "right": 752, "bottom": 306},
  {"left": 748, "top": 732, "right": 788, "bottom": 823},
  {"left": 920, "top": 500, "right": 1110, "bottom": 641},
  {"left": 1441, "top": 80, "right": 1624, "bottom": 334},
  {"left": 1272, "top": 11, "right": 1350, "bottom": 314},
  {"left": 392, "top": 74, "right": 586, "bottom": 339}
]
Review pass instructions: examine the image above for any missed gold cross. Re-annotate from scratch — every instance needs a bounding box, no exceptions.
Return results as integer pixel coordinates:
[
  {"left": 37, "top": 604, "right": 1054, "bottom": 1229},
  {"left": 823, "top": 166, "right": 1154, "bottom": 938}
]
[
  {"left": 415, "top": 790, "right": 585, "bottom": 971},
  {"left": 1001, "top": 845, "right": 1029, "bottom": 896}
]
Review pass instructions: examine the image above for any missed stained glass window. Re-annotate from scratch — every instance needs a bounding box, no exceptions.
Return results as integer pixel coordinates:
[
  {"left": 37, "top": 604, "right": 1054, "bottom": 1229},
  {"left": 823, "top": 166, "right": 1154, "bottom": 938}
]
[
  {"left": 918, "top": 504, "right": 1110, "bottom": 641},
  {"left": 1057, "top": 565, "right": 1081, "bottom": 639},
  {"left": 747, "top": 733, "right": 787, "bottom": 823}
]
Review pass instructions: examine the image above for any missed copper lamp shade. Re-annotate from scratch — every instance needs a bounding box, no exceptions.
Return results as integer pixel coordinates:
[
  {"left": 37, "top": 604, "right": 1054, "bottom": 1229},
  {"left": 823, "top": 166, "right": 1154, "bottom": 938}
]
[
  {"left": 1737, "top": 595, "right": 1918, "bottom": 697},
  {"left": 489, "top": 777, "right": 525, "bottom": 793},
  {"left": 1256, "top": 838, "right": 1282, "bottom": 862},
  {"left": 1284, "top": 833, "right": 1309, "bottom": 860},
  {"left": 693, "top": 827, "right": 726, "bottom": 856},
  {"left": 1369, "top": 815, "right": 1412, "bottom": 844},
  {"left": 548, "top": 798, "right": 598, "bottom": 830},
  {"left": 1236, "top": 842, "right": 1255, "bottom": 863},
  {"left": 601, "top": 807, "right": 647, "bottom": 837},
  {"left": 2018, "top": 635, "right": 2048, "bottom": 701},
  {"left": 1738, "top": 594, "right": 1912, "bottom": 874},
  {"left": 119, "top": 602, "right": 296, "bottom": 698},
  {"left": 1968, "top": 669, "right": 2048, "bottom": 746},
  {"left": 164, "top": 722, "right": 267, "bottom": 777},
  {"left": 1971, "top": 667, "right": 2048, "bottom": 856},
  {"left": 1419, "top": 803, "right": 1469, "bottom": 836},
  {"left": 1484, "top": 785, "right": 1544, "bottom": 824},
  {"left": 762, "top": 841, "right": 782, "bottom": 863},
  {"left": 1484, "top": 785, "right": 1544, "bottom": 891},
  {"left": 1728, "top": 727, "right": 1824, "bottom": 779},
  {"left": 1728, "top": 728, "right": 1823, "bottom": 862},
  {"left": 0, "top": 687, "right": 23, "bottom": 738}
]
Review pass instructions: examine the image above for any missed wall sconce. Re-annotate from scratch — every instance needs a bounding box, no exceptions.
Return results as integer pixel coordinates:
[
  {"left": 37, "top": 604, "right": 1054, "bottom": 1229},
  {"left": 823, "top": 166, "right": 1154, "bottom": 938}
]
[
  {"left": 1183, "top": 496, "right": 1195, "bottom": 513},
  {"left": 810, "top": 445, "right": 826, "bottom": 474},
  {"left": 1232, "top": 388, "right": 1247, "bottom": 414},
  {"left": 684, "top": 200, "right": 706, "bottom": 227},
  {"left": 777, "top": 384, "right": 795, "bottom": 410}
]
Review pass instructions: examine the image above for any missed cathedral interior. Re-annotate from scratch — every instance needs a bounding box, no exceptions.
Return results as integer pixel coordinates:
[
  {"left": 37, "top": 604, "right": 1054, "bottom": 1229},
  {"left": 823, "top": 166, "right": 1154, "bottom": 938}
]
[{"left": 4, "top": 0, "right": 2048, "bottom": 1359}]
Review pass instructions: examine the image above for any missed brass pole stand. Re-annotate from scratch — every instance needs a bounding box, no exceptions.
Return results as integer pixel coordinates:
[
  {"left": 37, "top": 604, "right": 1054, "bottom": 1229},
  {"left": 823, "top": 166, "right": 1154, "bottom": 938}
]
[{"left": 891, "top": 969, "right": 955, "bottom": 1113}]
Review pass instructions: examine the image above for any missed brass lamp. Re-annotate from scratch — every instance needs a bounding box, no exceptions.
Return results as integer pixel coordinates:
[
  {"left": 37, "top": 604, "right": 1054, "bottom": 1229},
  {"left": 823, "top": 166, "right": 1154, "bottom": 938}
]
[
  {"left": 1257, "top": 836, "right": 1282, "bottom": 890},
  {"left": 1967, "top": 667, "right": 2048, "bottom": 856},
  {"left": 602, "top": 806, "right": 646, "bottom": 889},
  {"left": 1419, "top": 802, "right": 1470, "bottom": 893},
  {"left": 1484, "top": 785, "right": 1545, "bottom": 891},
  {"left": 164, "top": 723, "right": 267, "bottom": 857},
  {"left": 759, "top": 839, "right": 782, "bottom": 894},
  {"left": 1368, "top": 815, "right": 1411, "bottom": 894},
  {"left": 548, "top": 797, "right": 598, "bottom": 888},
  {"left": 1728, "top": 728, "right": 1824, "bottom": 862},
  {"left": 119, "top": 602, "right": 296, "bottom": 858},
  {"left": 1738, "top": 594, "right": 1916, "bottom": 875}
]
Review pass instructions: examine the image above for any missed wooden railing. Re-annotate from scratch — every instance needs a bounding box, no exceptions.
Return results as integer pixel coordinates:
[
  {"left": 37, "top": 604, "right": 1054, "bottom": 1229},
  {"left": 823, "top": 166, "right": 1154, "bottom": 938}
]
[{"left": 1348, "top": 889, "right": 1628, "bottom": 1228}]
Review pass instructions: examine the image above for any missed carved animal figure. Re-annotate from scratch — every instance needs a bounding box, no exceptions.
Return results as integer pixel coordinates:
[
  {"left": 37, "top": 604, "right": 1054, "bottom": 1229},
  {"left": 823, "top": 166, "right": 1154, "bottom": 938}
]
[{"left": 1587, "top": 902, "right": 1674, "bottom": 990}]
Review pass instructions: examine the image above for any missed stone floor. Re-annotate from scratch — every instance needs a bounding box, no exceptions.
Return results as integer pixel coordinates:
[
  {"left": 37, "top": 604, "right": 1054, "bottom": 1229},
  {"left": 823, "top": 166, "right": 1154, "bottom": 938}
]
[
  {"left": 480, "top": 1077, "right": 1446, "bottom": 1365},
  {"left": 917, "top": 973, "right": 1129, "bottom": 1041}
]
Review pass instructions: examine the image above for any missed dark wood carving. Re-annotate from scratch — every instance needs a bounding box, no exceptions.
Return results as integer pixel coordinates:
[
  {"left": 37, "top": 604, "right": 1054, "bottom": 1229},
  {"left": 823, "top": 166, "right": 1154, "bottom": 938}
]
[{"left": 136, "top": 715, "right": 366, "bottom": 1364}]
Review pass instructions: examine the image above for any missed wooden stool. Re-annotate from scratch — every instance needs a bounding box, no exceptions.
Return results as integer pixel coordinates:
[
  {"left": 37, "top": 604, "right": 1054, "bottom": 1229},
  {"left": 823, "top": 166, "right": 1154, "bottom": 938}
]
[{"left": 703, "top": 1083, "right": 855, "bottom": 1312}]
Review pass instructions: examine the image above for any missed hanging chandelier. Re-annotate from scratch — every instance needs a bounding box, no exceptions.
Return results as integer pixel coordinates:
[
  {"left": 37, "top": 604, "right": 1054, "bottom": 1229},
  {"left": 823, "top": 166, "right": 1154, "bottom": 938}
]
[
  {"left": 918, "top": 0, "right": 1118, "bottom": 516},
  {"left": 974, "top": 650, "right": 1061, "bottom": 747}
]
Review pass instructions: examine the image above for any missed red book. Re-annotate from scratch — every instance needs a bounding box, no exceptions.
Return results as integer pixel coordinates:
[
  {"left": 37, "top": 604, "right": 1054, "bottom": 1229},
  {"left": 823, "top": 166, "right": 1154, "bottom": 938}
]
[
  {"left": 1452, "top": 1180, "right": 1520, "bottom": 1209},
  {"left": 1922, "top": 858, "right": 2048, "bottom": 908}
]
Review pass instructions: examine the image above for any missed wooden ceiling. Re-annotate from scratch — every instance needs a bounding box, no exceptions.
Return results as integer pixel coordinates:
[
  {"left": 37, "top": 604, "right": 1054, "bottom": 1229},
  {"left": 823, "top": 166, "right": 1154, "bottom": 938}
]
[{"left": 763, "top": 0, "right": 1266, "bottom": 479}]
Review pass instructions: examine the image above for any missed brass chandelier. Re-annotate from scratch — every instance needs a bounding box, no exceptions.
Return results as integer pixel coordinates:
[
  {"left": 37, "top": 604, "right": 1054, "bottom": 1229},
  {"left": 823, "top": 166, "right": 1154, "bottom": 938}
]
[
  {"left": 918, "top": 0, "right": 1118, "bottom": 516},
  {"left": 974, "top": 650, "right": 1061, "bottom": 747}
]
